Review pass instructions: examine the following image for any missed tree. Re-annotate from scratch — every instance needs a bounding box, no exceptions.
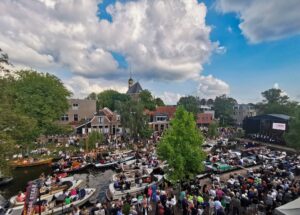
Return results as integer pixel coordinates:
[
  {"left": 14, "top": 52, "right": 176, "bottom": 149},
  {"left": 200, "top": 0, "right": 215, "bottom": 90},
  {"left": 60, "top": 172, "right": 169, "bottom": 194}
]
[
  {"left": 97, "top": 90, "right": 130, "bottom": 111},
  {"left": 155, "top": 98, "right": 165, "bottom": 107},
  {"left": 284, "top": 110, "right": 300, "bottom": 151},
  {"left": 257, "top": 88, "right": 298, "bottom": 116},
  {"left": 177, "top": 96, "right": 199, "bottom": 116},
  {"left": 117, "top": 100, "right": 151, "bottom": 140},
  {"left": 87, "top": 131, "right": 104, "bottom": 150},
  {"left": 12, "top": 70, "right": 71, "bottom": 134},
  {"left": 214, "top": 95, "right": 237, "bottom": 126},
  {"left": 207, "top": 121, "right": 219, "bottom": 139},
  {"left": 86, "top": 92, "right": 97, "bottom": 100},
  {"left": 157, "top": 106, "right": 206, "bottom": 182}
]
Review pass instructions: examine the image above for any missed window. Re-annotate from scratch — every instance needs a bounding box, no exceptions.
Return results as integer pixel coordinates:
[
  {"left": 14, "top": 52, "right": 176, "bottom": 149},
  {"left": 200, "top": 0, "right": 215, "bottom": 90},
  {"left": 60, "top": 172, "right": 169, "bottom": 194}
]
[
  {"left": 61, "top": 114, "right": 69, "bottom": 121},
  {"left": 74, "top": 114, "right": 78, "bottom": 121},
  {"left": 99, "top": 117, "right": 103, "bottom": 124},
  {"left": 72, "top": 103, "right": 79, "bottom": 110}
]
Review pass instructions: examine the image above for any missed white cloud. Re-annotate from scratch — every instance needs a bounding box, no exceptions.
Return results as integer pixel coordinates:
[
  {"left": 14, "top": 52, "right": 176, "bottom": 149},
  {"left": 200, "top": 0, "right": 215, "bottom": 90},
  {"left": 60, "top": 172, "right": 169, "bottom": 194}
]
[
  {"left": 64, "top": 76, "right": 128, "bottom": 98},
  {"left": 197, "top": 75, "right": 230, "bottom": 98},
  {"left": 0, "top": 0, "right": 219, "bottom": 81},
  {"left": 273, "top": 83, "right": 279, "bottom": 89},
  {"left": 160, "top": 92, "right": 183, "bottom": 105},
  {"left": 0, "top": 0, "right": 230, "bottom": 98},
  {"left": 216, "top": 0, "right": 300, "bottom": 43}
]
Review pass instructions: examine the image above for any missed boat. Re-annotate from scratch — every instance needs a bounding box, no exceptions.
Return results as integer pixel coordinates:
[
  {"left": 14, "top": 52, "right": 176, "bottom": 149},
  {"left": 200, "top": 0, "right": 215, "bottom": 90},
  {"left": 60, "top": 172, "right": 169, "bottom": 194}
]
[
  {"left": 9, "top": 177, "right": 83, "bottom": 207},
  {"left": 111, "top": 168, "right": 153, "bottom": 182},
  {"left": 106, "top": 174, "right": 163, "bottom": 200},
  {"left": 94, "top": 155, "right": 135, "bottom": 168},
  {"left": 9, "top": 158, "right": 53, "bottom": 168},
  {"left": 0, "top": 177, "right": 13, "bottom": 186},
  {"left": 6, "top": 188, "right": 96, "bottom": 215},
  {"left": 54, "top": 163, "right": 91, "bottom": 174}
]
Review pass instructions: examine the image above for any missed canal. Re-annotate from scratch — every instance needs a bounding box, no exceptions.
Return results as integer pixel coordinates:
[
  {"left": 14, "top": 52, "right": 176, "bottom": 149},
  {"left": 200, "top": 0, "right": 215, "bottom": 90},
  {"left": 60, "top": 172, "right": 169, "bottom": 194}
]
[{"left": 0, "top": 165, "right": 114, "bottom": 202}]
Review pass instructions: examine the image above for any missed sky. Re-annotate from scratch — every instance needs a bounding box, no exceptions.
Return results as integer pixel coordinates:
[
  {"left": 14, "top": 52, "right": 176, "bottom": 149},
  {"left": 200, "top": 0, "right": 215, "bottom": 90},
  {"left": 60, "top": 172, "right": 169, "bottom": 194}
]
[{"left": 1, "top": 0, "right": 300, "bottom": 104}]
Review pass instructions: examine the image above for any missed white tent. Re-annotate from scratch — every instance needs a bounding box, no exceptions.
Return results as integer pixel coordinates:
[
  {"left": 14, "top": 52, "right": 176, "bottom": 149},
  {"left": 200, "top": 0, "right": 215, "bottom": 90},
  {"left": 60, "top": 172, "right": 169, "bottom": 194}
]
[{"left": 275, "top": 197, "right": 300, "bottom": 215}]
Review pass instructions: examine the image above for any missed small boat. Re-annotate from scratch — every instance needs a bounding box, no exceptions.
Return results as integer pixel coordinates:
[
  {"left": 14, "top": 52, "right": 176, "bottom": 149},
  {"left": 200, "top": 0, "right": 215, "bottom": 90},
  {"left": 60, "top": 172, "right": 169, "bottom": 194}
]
[
  {"left": 54, "top": 163, "right": 91, "bottom": 174},
  {"left": 9, "top": 158, "right": 53, "bottom": 168},
  {"left": 9, "top": 177, "right": 83, "bottom": 207},
  {"left": 94, "top": 155, "right": 135, "bottom": 168},
  {"left": 6, "top": 188, "right": 96, "bottom": 215},
  {"left": 111, "top": 168, "right": 153, "bottom": 182},
  {"left": 106, "top": 174, "right": 163, "bottom": 200},
  {"left": 0, "top": 177, "right": 13, "bottom": 186}
]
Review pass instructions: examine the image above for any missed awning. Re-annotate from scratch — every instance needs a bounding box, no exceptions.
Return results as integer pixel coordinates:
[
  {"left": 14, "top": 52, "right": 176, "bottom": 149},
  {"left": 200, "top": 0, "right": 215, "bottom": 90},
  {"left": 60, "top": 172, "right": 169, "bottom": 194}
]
[{"left": 275, "top": 197, "right": 300, "bottom": 215}]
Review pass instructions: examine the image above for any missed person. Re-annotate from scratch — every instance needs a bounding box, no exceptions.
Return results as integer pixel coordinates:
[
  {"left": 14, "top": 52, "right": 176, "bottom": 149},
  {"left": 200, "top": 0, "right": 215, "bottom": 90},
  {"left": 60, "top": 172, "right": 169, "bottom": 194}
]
[{"left": 16, "top": 191, "right": 25, "bottom": 202}]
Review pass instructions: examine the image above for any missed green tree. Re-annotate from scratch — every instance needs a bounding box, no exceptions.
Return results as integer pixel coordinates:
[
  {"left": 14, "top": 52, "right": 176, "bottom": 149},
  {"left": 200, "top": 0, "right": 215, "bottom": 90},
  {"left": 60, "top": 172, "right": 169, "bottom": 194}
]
[
  {"left": 214, "top": 95, "right": 237, "bottom": 126},
  {"left": 97, "top": 90, "right": 130, "bottom": 111},
  {"left": 12, "top": 70, "right": 71, "bottom": 134},
  {"left": 284, "top": 110, "right": 300, "bottom": 151},
  {"left": 157, "top": 106, "right": 206, "bottom": 182},
  {"left": 257, "top": 88, "right": 298, "bottom": 116},
  {"left": 207, "top": 121, "right": 219, "bottom": 139},
  {"left": 86, "top": 92, "right": 97, "bottom": 100},
  {"left": 139, "top": 90, "right": 156, "bottom": 110},
  {"left": 155, "top": 97, "right": 165, "bottom": 106},
  {"left": 117, "top": 100, "right": 151, "bottom": 140},
  {"left": 87, "top": 131, "right": 104, "bottom": 150},
  {"left": 177, "top": 96, "right": 199, "bottom": 117}
]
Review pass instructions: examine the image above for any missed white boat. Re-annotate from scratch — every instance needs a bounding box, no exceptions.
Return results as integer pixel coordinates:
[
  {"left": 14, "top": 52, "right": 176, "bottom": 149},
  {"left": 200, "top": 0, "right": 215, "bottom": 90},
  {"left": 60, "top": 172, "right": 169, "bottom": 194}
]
[
  {"left": 8, "top": 177, "right": 83, "bottom": 210},
  {"left": 94, "top": 155, "right": 135, "bottom": 168},
  {"left": 106, "top": 175, "right": 163, "bottom": 200},
  {"left": 111, "top": 168, "right": 153, "bottom": 182},
  {"left": 6, "top": 188, "right": 96, "bottom": 215}
]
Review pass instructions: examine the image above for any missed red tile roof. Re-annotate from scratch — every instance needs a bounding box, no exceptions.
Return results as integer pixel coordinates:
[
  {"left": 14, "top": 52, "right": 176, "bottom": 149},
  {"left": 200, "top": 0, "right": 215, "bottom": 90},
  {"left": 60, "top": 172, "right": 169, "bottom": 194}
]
[{"left": 145, "top": 106, "right": 177, "bottom": 119}]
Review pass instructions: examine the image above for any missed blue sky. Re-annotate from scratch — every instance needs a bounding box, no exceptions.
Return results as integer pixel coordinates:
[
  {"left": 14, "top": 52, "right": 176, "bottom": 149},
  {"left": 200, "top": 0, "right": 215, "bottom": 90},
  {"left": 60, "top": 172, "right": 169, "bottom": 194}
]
[
  {"left": 1, "top": 0, "right": 300, "bottom": 104},
  {"left": 97, "top": 0, "right": 300, "bottom": 103}
]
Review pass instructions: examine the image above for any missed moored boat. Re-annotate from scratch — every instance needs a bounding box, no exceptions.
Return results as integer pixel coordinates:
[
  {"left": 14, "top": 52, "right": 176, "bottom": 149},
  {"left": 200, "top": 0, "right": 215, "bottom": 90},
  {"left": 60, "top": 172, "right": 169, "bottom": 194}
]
[
  {"left": 9, "top": 177, "right": 83, "bottom": 207},
  {"left": 9, "top": 158, "right": 53, "bottom": 168},
  {"left": 0, "top": 177, "right": 13, "bottom": 186},
  {"left": 106, "top": 174, "right": 163, "bottom": 200},
  {"left": 5, "top": 188, "right": 96, "bottom": 215},
  {"left": 94, "top": 155, "right": 135, "bottom": 168}
]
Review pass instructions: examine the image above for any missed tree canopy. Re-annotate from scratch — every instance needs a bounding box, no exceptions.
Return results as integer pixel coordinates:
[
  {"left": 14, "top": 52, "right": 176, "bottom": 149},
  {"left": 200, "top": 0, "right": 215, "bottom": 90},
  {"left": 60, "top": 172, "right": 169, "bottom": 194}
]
[
  {"left": 117, "top": 99, "right": 151, "bottom": 140},
  {"left": 12, "top": 70, "right": 71, "bottom": 135},
  {"left": 207, "top": 121, "right": 219, "bottom": 139},
  {"left": 284, "top": 110, "right": 300, "bottom": 151},
  {"left": 157, "top": 106, "right": 206, "bottom": 182},
  {"left": 177, "top": 96, "right": 199, "bottom": 116},
  {"left": 256, "top": 88, "right": 299, "bottom": 116},
  {"left": 214, "top": 95, "right": 237, "bottom": 126},
  {"left": 87, "top": 90, "right": 130, "bottom": 111}
]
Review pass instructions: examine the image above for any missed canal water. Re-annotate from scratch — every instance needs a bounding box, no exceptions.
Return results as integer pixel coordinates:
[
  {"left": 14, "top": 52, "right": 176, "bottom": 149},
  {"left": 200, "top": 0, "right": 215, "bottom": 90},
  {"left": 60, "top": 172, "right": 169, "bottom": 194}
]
[{"left": 0, "top": 165, "right": 114, "bottom": 202}]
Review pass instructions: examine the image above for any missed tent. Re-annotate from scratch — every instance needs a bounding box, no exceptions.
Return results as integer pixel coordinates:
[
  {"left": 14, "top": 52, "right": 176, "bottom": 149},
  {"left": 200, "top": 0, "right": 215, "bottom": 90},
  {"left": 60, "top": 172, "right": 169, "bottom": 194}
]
[{"left": 275, "top": 197, "right": 300, "bottom": 215}]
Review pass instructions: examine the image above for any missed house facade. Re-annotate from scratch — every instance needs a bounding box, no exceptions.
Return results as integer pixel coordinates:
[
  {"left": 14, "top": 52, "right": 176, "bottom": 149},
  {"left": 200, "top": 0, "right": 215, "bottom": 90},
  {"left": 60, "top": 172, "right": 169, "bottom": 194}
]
[
  {"left": 233, "top": 104, "right": 256, "bottom": 126},
  {"left": 59, "top": 99, "right": 96, "bottom": 125},
  {"left": 146, "top": 106, "right": 177, "bottom": 133},
  {"left": 76, "top": 107, "right": 122, "bottom": 135},
  {"left": 197, "top": 113, "right": 214, "bottom": 127}
]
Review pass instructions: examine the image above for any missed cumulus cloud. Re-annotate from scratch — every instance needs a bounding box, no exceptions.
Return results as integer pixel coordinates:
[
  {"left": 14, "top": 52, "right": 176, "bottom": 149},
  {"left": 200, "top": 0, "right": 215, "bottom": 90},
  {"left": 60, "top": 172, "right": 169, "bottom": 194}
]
[
  {"left": 216, "top": 0, "right": 300, "bottom": 43},
  {"left": 197, "top": 75, "right": 230, "bottom": 98},
  {"left": 0, "top": 0, "right": 218, "bottom": 81},
  {"left": 160, "top": 92, "right": 183, "bottom": 105},
  {"left": 0, "top": 0, "right": 230, "bottom": 98},
  {"left": 64, "top": 76, "right": 128, "bottom": 98}
]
